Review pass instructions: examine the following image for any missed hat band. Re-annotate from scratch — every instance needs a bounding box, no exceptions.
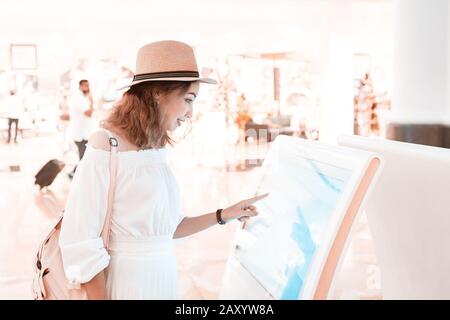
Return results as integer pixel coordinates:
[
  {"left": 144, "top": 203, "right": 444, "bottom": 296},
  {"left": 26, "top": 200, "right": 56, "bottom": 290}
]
[{"left": 133, "top": 71, "right": 200, "bottom": 82}]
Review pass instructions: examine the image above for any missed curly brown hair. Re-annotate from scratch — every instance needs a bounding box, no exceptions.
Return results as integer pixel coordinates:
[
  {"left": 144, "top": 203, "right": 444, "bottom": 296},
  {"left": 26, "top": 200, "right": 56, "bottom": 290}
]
[{"left": 102, "top": 81, "right": 193, "bottom": 149}]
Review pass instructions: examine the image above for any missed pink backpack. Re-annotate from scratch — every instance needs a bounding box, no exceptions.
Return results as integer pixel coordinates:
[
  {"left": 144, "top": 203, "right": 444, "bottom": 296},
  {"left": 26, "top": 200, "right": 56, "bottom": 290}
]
[{"left": 32, "top": 132, "right": 118, "bottom": 300}]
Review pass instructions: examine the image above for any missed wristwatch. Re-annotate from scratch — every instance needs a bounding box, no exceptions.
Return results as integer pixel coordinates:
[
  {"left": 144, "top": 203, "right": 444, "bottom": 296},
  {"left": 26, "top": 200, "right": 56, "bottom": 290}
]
[{"left": 216, "top": 209, "right": 226, "bottom": 225}]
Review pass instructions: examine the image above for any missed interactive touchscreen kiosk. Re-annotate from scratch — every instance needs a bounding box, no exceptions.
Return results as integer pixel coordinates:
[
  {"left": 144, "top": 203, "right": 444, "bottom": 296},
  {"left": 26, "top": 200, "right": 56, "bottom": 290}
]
[
  {"left": 338, "top": 135, "right": 450, "bottom": 299},
  {"left": 220, "top": 135, "right": 382, "bottom": 300}
]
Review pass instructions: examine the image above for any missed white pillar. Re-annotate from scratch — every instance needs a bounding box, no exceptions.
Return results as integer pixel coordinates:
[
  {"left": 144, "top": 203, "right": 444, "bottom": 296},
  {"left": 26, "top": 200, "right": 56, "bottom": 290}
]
[
  {"left": 391, "top": 0, "right": 449, "bottom": 124},
  {"left": 318, "top": 0, "right": 354, "bottom": 143}
]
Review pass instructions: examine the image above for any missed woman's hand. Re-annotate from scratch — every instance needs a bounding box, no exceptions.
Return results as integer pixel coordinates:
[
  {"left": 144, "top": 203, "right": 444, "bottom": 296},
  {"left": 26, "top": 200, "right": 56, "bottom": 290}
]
[{"left": 222, "top": 193, "right": 269, "bottom": 223}]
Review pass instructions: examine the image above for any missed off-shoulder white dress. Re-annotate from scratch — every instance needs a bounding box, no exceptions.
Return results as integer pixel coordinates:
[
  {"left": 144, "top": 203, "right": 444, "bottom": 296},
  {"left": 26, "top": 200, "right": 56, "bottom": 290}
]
[{"left": 59, "top": 144, "right": 185, "bottom": 299}]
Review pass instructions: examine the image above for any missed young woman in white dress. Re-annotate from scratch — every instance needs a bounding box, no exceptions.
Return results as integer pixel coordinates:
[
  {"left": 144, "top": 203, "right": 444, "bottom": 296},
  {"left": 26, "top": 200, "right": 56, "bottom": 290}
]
[{"left": 58, "top": 41, "right": 268, "bottom": 300}]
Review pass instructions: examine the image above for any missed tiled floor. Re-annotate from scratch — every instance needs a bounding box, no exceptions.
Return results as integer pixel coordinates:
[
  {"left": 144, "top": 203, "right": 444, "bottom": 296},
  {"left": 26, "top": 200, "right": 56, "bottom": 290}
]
[{"left": 0, "top": 129, "right": 382, "bottom": 300}]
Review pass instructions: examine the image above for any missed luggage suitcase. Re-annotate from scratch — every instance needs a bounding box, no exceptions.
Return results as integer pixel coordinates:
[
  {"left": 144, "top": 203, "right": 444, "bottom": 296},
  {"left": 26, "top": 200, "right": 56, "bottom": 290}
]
[{"left": 34, "top": 160, "right": 65, "bottom": 189}]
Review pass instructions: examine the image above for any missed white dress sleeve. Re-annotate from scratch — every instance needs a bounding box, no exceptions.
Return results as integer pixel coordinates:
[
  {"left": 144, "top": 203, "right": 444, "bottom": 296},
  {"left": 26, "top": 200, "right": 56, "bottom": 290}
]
[
  {"left": 174, "top": 178, "right": 186, "bottom": 226},
  {"left": 177, "top": 204, "right": 186, "bottom": 226},
  {"left": 59, "top": 147, "right": 111, "bottom": 285}
]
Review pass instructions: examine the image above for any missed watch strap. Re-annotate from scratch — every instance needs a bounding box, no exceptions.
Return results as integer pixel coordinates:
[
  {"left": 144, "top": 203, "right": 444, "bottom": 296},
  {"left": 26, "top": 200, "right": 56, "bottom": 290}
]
[{"left": 216, "top": 209, "right": 226, "bottom": 225}]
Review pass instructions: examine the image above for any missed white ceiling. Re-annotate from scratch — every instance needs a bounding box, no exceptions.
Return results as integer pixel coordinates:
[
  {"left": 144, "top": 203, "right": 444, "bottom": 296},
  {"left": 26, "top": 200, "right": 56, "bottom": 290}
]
[
  {"left": 0, "top": 0, "right": 393, "bottom": 71},
  {"left": 0, "top": 0, "right": 391, "bottom": 51},
  {"left": 0, "top": 1, "right": 324, "bottom": 42}
]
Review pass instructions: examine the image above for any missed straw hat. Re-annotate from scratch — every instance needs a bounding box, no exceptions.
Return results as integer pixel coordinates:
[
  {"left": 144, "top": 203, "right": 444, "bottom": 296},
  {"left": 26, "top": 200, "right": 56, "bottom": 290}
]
[{"left": 118, "top": 40, "right": 217, "bottom": 90}]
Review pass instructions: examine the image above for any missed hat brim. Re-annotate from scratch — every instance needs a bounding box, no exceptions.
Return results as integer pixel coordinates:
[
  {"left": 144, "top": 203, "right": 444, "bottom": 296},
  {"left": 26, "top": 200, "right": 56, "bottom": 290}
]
[{"left": 116, "top": 77, "right": 217, "bottom": 91}]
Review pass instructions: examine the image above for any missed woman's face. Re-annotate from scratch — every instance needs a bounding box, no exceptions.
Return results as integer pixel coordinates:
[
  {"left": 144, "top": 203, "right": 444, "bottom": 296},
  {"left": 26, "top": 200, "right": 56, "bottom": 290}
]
[{"left": 159, "top": 82, "right": 200, "bottom": 132}]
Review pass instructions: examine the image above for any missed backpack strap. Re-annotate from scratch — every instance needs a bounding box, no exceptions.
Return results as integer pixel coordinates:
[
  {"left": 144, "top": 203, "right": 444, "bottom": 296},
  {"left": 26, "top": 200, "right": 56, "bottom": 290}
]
[{"left": 99, "top": 129, "right": 118, "bottom": 249}]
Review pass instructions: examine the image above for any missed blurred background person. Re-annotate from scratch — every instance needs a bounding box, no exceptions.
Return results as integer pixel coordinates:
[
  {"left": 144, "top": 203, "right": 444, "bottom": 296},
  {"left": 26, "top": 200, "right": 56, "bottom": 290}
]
[
  {"left": 4, "top": 90, "right": 24, "bottom": 144},
  {"left": 235, "top": 93, "right": 253, "bottom": 143},
  {"left": 67, "top": 79, "right": 95, "bottom": 178}
]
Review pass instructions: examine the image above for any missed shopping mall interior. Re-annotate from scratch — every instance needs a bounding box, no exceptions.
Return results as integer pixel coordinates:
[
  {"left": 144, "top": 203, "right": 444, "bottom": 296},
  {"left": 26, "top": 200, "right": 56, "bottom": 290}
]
[{"left": 1, "top": 0, "right": 449, "bottom": 300}]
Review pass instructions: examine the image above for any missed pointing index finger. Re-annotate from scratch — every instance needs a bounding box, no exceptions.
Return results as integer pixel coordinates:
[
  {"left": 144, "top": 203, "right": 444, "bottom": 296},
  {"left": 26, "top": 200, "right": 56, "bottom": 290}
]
[{"left": 244, "top": 193, "right": 269, "bottom": 204}]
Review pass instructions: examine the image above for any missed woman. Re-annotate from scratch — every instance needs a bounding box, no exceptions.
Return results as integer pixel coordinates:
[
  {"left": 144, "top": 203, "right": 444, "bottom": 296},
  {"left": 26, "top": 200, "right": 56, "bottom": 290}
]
[{"left": 59, "top": 41, "right": 267, "bottom": 300}]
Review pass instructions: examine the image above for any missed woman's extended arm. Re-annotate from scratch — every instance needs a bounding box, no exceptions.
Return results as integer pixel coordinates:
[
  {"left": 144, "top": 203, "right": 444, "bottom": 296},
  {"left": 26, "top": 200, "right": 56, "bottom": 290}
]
[{"left": 173, "top": 193, "right": 268, "bottom": 239}]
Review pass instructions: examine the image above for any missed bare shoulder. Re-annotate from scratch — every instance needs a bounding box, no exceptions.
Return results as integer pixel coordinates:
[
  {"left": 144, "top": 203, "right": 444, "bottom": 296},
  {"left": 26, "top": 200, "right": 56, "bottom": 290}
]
[{"left": 87, "top": 130, "right": 110, "bottom": 151}]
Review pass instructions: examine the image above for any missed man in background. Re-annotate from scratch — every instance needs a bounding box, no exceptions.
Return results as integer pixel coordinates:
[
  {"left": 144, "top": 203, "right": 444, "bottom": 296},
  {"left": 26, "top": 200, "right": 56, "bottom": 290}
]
[
  {"left": 4, "top": 90, "right": 24, "bottom": 144},
  {"left": 68, "top": 79, "right": 94, "bottom": 178}
]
